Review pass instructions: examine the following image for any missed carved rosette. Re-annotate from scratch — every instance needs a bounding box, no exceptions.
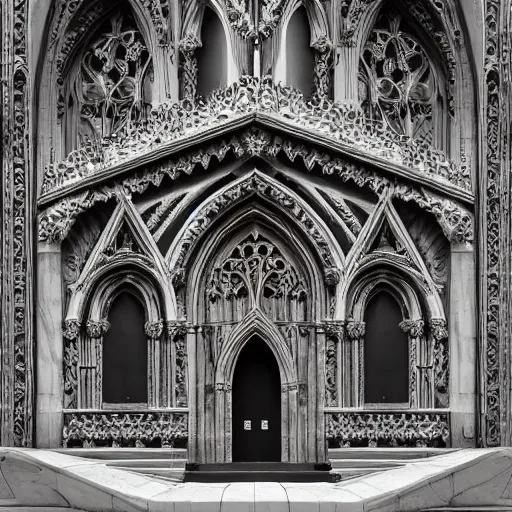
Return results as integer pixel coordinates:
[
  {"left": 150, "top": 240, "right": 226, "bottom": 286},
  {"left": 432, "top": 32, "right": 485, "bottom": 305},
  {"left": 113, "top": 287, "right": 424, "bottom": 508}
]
[
  {"left": 168, "top": 322, "right": 188, "bottom": 407},
  {"left": 325, "top": 321, "right": 344, "bottom": 407},
  {"left": 63, "top": 319, "right": 81, "bottom": 409},
  {"left": 399, "top": 319, "right": 425, "bottom": 408},
  {"left": 179, "top": 34, "right": 201, "bottom": 100},
  {"left": 144, "top": 320, "right": 164, "bottom": 340},
  {"left": 311, "top": 37, "right": 333, "bottom": 101},
  {"left": 86, "top": 319, "right": 110, "bottom": 339},
  {"left": 430, "top": 318, "right": 449, "bottom": 408},
  {"left": 346, "top": 320, "right": 365, "bottom": 406}
]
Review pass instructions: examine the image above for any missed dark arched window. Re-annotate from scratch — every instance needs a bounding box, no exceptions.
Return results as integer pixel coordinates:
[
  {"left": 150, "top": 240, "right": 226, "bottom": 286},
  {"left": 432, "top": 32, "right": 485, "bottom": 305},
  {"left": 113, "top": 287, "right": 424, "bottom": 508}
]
[
  {"left": 286, "top": 6, "right": 314, "bottom": 96},
  {"left": 197, "top": 7, "right": 228, "bottom": 97},
  {"left": 102, "top": 292, "right": 148, "bottom": 404},
  {"left": 363, "top": 291, "right": 409, "bottom": 404}
]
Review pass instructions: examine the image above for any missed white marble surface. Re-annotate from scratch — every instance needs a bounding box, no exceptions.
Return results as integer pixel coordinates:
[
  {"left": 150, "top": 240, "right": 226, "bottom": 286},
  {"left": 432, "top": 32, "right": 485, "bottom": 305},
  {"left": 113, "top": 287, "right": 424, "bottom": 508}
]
[{"left": 2, "top": 448, "right": 512, "bottom": 511}]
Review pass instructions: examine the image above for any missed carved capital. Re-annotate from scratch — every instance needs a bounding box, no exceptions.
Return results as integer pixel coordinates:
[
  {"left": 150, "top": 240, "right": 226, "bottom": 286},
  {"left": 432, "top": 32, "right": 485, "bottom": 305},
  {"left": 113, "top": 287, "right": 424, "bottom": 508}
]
[
  {"left": 145, "top": 320, "right": 164, "bottom": 340},
  {"left": 399, "top": 319, "right": 425, "bottom": 338},
  {"left": 86, "top": 319, "right": 110, "bottom": 338},
  {"left": 325, "top": 321, "right": 345, "bottom": 342},
  {"left": 312, "top": 35, "right": 333, "bottom": 54},
  {"left": 167, "top": 321, "right": 187, "bottom": 340},
  {"left": 430, "top": 318, "right": 448, "bottom": 341},
  {"left": 178, "top": 33, "right": 201, "bottom": 54},
  {"left": 63, "top": 318, "right": 81, "bottom": 340},
  {"left": 346, "top": 320, "right": 365, "bottom": 340},
  {"left": 215, "top": 382, "right": 232, "bottom": 392}
]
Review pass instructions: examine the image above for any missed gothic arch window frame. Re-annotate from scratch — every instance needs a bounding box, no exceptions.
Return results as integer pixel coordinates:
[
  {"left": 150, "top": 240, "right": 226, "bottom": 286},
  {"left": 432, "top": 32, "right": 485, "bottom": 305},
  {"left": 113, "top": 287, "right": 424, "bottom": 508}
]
[
  {"left": 357, "top": 3, "right": 450, "bottom": 150},
  {"left": 61, "top": 7, "right": 154, "bottom": 154},
  {"left": 79, "top": 267, "right": 164, "bottom": 410},
  {"left": 185, "top": 206, "right": 329, "bottom": 325},
  {"left": 345, "top": 261, "right": 445, "bottom": 410},
  {"left": 273, "top": 0, "right": 329, "bottom": 87}
]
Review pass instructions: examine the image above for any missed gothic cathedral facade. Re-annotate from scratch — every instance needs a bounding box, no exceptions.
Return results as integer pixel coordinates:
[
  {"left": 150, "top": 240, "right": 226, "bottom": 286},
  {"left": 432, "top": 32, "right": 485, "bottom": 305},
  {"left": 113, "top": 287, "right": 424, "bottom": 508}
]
[{"left": 1, "top": 0, "right": 510, "bottom": 462}]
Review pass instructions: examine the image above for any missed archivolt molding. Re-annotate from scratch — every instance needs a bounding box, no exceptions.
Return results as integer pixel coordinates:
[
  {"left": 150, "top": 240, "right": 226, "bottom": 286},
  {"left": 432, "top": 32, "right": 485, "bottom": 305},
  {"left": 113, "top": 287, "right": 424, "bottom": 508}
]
[
  {"left": 215, "top": 308, "right": 297, "bottom": 386},
  {"left": 40, "top": 76, "right": 468, "bottom": 196},
  {"left": 38, "top": 127, "right": 474, "bottom": 246},
  {"left": 65, "top": 194, "right": 177, "bottom": 323},
  {"left": 166, "top": 170, "right": 344, "bottom": 285}
]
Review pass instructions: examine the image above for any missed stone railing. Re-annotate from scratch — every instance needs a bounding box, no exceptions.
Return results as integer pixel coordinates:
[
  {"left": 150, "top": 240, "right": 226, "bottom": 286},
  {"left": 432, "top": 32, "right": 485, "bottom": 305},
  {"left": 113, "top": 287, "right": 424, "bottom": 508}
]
[
  {"left": 42, "top": 76, "right": 469, "bottom": 195},
  {"left": 325, "top": 411, "right": 450, "bottom": 448},
  {"left": 62, "top": 411, "right": 188, "bottom": 448}
]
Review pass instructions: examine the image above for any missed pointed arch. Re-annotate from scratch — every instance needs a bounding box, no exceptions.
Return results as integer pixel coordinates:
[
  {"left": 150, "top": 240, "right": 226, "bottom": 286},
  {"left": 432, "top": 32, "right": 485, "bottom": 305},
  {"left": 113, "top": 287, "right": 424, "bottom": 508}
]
[
  {"left": 215, "top": 309, "right": 297, "bottom": 387},
  {"left": 165, "top": 170, "right": 344, "bottom": 284}
]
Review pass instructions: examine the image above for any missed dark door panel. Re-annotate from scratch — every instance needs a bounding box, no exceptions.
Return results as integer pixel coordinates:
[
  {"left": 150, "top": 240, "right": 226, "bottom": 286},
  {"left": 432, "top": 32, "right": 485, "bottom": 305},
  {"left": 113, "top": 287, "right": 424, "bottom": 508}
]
[{"left": 232, "top": 337, "right": 281, "bottom": 462}]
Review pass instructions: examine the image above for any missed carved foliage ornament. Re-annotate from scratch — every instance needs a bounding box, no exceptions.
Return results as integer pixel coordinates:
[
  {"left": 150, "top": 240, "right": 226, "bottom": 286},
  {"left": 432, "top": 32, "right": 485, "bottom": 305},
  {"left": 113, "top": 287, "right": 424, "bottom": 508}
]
[
  {"left": 62, "top": 412, "right": 188, "bottom": 448},
  {"left": 42, "top": 76, "right": 467, "bottom": 195},
  {"left": 86, "top": 319, "right": 111, "bottom": 338},
  {"left": 359, "top": 11, "right": 439, "bottom": 145},
  {"left": 207, "top": 232, "right": 308, "bottom": 308},
  {"left": 326, "top": 412, "right": 449, "bottom": 447},
  {"left": 63, "top": 319, "right": 81, "bottom": 409},
  {"left": 39, "top": 128, "right": 474, "bottom": 246},
  {"left": 67, "top": 11, "right": 152, "bottom": 147}
]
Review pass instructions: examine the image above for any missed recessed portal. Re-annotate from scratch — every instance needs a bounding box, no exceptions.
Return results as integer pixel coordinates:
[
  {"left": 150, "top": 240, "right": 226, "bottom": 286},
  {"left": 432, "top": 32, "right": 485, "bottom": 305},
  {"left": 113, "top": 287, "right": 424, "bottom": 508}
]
[{"left": 232, "top": 336, "right": 281, "bottom": 462}]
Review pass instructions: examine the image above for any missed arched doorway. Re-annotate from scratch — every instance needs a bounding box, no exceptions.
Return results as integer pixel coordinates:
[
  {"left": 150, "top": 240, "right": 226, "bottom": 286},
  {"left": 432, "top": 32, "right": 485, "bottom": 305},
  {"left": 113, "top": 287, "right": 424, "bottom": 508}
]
[{"left": 232, "top": 336, "right": 282, "bottom": 462}]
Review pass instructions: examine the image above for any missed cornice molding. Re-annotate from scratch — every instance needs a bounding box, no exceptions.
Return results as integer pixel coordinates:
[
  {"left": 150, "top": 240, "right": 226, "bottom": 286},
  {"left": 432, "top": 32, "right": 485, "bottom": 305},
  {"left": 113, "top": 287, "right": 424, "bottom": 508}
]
[
  {"left": 37, "top": 127, "right": 474, "bottom": 245},
  {"left": 39, "top": 77, "right": 471, "bottom": 205}
]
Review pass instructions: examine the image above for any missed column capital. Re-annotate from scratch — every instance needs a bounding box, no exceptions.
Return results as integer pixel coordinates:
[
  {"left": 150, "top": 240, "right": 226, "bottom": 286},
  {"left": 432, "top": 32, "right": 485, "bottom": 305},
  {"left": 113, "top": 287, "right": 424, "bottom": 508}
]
[
  {"left": 430, "top": 318, "right": 448, "bottom": 341},
  {"left": 167, "top": 321, "right": 187, "bottom": 339},
  {"left": 145, "top": 319, "right": 164, "bottom": 340},
  {"left": 399, "top": 319, "right": 425, "bottom": 338},
  {"left": 86, "top": 319, "right": 110, "bottom": 339},
  {"left": 63, "top": 318, "right": 81, "bottom": 340},
  {"left": 346, "top": 320, "right": 365, "bottom": 340}
]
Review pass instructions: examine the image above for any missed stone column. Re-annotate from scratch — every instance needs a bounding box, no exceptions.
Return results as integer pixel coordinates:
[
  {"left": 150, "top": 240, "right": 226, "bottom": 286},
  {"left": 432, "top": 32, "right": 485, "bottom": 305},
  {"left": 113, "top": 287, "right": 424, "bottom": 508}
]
[
  {"left": 179, "top": 34, "right": 201, "bottom": 100},
  {"left": 311, "top": 37, "right": 333, "bottom": 102},
  {"left": 186, "top": 324, "right": 198, "bottom": 463},
  {"left": 399, "top": 319, "right": 425, "bottom": 409},
  {"left": 145, "top": 320, "right": 163, "bottom": 408},
  {"left": 448, "top": 242, "right": 476, "bottom": 447},
  {"left": 324, "top": 322, "right": 344, "bottom": 407},
  {"left": 334, "top": 38, "right": 359, "bottom": 104},
  {"left": 84, "top": 319, "right": 110, "bottom": 409},
  {"left": 36, "top": 242, "right": 63, "bottom": 448},
  {"left": 346, "top": 320, "right": 366, "bottom": 407}
]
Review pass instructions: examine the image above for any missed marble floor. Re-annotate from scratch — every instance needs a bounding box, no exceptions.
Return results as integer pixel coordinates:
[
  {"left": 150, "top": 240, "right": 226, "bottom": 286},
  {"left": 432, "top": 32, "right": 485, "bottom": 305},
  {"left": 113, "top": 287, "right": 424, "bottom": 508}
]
[{"left": 1, "top": 447, "right": 512, "bottom": 511}]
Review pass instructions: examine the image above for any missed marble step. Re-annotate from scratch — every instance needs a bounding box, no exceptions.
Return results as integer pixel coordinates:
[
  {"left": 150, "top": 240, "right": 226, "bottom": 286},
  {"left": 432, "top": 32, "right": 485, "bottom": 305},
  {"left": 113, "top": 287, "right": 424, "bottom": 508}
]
[
  {"left": 105, "top": 458, "right": 187, "bottom": 468},
  {"left": 122, "top": 467, "right": 185, "bottom": 481},
  {"left": 53, "top": 448, "right": 186, "bottom": 460},
  {"left": 185, "top": 462, "right": 332, "bottom": 472},
  {"left": 328, "top": 448, "right": 457, "bottom": 460},
  {"left": 330, "top": 458, "right": 404, "bottom": 469},
  {"left": 184, "top": 470, "right": 341, "bottom": 483}
]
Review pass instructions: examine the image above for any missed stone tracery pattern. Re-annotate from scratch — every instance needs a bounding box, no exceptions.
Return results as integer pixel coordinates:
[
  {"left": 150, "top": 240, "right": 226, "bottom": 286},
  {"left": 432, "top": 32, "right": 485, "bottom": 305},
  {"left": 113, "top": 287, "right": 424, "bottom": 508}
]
[
  {"left": 207, "top": 233, "right": 308, "bottom": 315},
  {"left": 67, "top": 11, "right": 152, "bottom": 146},
  {"left": 359, "top": 11, "right": 440, "bottom": 145}
]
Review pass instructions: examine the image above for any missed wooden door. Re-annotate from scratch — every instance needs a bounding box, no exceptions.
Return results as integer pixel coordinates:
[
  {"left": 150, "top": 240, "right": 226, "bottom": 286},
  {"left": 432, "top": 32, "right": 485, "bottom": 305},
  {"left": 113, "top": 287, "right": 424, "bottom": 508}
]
[{"left": 232, "top": 337, "right": 281, "bottom": 462}]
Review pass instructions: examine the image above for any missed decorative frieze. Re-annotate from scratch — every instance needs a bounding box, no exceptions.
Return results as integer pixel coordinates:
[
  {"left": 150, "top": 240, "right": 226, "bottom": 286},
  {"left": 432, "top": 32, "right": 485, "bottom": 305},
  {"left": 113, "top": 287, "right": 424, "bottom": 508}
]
[
  {"left": 326, "top": 412, "right": 450, "bottom": 448},
  {"left": 62, "top": 412, "right": 188, "bottom": 448},
  {"left": 41, "top": 76, "right": 468, "bottom": 196}
]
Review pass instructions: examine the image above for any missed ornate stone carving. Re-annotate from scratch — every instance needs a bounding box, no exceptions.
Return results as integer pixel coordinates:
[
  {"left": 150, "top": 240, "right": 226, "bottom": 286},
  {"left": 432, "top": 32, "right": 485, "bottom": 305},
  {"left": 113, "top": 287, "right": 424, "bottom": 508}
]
[
  {"left": 399, "top": 319, "right": 425, "bottom": 338},
  {"left": 63, "top": 319, "right": 81, "bottom": 409},
  {"left": 430, "top": 318, "right": 449, "bottom": 408},
  {"left": 144, "top": 320, "right": 164, "bottom": 339},
  {"left": 171, "top": 172, "right": 337, "bottom": 280},
  {"left": 326, "top": 412, "right": 449, "bottom": 447},
  {"left": 39, "top": 126, "right": 473, "bottom": 246},
  {"left": 179, "top": 34, "right": 201, "bottom": 100},
  {"left": 325, "top": 321, "right": 345, "bottom": 343},
  {"left": 224, "top": 0, "right": 256, "bottom": 39},
  {"left": 360, "top": 10, "right": 440, "bottom": 145},
  {"left": 86, "top": 319, "right": 111, "bottom": 339},
  {"left": 325, "top": 321, "right": 344, "bottom": 407},
  {"left": 167, "top": 322, "right": 188, "bottom": 406},
  {"left": 41, "top": 76, "right": 467, "bottom": 196},
  {"left": 66, "top": 11, "right": 152, "bottom": 146},
  {"left": 62, "top": 412, "right": 188, "bottom": 448},
  {"left": 1, "top": 0, "right": 33, "bottom": 447},
  {"left": 399, "top": 319, "right": 424, "bottom": 408},
  {"left": 207, "top": 232, "right": 307, "bottom": 308},
  {"left": 346, "top": 321, "right": 366, "bottom": 340}
]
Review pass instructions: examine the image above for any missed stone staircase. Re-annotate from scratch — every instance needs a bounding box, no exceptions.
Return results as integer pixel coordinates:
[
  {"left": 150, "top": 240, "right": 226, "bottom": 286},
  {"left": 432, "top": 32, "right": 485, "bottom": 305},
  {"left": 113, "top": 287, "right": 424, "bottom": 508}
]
[{"left": 53, "top": 447, "right": 456, "bottom": 483}]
